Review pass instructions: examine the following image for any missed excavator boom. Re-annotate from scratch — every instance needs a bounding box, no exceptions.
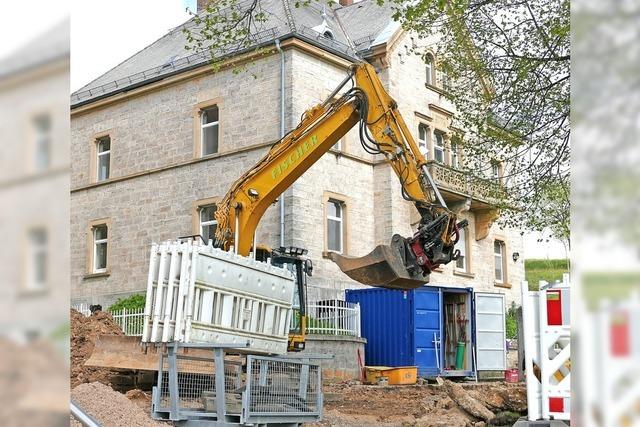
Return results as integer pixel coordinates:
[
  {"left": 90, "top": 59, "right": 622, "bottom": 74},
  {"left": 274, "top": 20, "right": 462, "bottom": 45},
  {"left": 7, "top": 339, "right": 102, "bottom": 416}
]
[{"left": 215, "top": 62, "right": 466, "bottom": 289}]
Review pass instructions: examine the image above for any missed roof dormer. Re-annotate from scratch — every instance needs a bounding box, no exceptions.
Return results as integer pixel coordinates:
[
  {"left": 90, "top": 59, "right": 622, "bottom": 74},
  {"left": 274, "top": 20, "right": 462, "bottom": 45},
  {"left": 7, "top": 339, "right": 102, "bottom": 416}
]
[{"left": 312, "top": 7, "right": 335, "bottom": 40}]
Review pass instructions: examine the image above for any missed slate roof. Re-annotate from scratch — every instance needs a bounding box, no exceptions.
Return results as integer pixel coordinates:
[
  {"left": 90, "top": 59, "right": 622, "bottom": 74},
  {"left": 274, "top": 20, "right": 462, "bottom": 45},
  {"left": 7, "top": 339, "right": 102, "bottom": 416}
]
[
  {"left": 334, "top": 0, "right": 396, "bottom": 50},
  {"left": 0, "top": 18, "right": 69, "bottom": 80},
  {"left": 71, "top": 0, "right": 397, "bottom": 107}
]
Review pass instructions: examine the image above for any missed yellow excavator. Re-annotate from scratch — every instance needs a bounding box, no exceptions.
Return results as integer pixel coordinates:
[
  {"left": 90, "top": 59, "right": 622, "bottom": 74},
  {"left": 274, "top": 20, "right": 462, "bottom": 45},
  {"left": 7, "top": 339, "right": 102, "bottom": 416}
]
[
  {"left": 87, "top": 62, "right": 467, "bottom": 368},
  {"left": 213, "top": 62, "right": 467, "bottom": 351}
]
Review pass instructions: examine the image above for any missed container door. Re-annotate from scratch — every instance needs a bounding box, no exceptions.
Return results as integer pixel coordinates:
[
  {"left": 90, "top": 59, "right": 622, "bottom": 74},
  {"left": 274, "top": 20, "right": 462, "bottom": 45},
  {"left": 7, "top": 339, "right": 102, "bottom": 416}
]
[
  {"left": 474, "top": 292, "right": 506, "bottom": 370},
  {"left": 413, "top": 288, "right": 442, "bottom": 377}
]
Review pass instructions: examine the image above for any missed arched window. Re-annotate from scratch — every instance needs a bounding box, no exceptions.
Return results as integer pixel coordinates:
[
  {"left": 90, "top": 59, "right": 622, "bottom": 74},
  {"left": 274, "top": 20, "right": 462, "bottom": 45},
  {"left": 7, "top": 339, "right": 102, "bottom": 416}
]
[{"left": 425, "top": 54, "right": 435, "bottom": 85}]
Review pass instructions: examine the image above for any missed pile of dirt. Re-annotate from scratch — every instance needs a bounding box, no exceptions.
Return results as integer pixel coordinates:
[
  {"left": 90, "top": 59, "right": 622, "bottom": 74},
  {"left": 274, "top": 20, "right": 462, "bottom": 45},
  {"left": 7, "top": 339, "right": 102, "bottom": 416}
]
[
  {"left": 71, "top": 382, "right": 162, "bottom": 426},
  {"left": 70, "top": 309, "right": 124, "bottom": 388},
  {"left": 309, "top": 380, "right": 526, "bottom": 427}
]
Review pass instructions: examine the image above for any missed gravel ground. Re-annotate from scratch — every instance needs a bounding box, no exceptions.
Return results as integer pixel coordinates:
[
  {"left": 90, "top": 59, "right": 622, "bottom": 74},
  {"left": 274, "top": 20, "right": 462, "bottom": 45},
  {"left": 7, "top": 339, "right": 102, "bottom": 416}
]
[
  {"left": 306, "top": 381, "right": 527, "bottom": 427},
  {"left": 71, "top": 382, "right": 164, "bottom": 426}
]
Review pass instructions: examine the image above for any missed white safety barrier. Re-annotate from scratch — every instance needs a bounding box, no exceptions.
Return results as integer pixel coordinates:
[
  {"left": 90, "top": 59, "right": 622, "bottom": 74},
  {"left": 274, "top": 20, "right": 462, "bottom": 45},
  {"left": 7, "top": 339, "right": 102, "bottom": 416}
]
[
  {"left": 290, "top": 300, "right": 361, "bottom": 337},
  {"left": 71, "top": 304, "right": 145, "bottom": 336},
  {"left": 111, "top": 308, "right": 145, "bottom": 336},
  {"left": 521, "top": 274, "right": 571, "bottom": 422},
  {"left": 142, "top": 240, "right": 295, "bottom": 355},
  {"left": 72, "top": 302, "right": 92, "bottom": 316}
]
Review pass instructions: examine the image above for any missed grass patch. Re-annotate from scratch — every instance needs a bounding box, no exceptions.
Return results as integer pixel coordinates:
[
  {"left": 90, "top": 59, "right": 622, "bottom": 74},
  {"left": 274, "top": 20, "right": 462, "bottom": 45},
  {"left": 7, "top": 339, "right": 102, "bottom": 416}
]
[{"left": 525, "top": 259, "right": 569, "bottom": 290}]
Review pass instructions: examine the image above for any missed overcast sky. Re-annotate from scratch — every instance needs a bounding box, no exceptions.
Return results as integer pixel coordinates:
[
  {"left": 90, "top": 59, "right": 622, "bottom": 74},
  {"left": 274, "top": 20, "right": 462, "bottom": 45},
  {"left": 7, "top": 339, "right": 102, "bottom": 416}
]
[{"left": 70, "top": 0, "right": 195, "bottom": 92}]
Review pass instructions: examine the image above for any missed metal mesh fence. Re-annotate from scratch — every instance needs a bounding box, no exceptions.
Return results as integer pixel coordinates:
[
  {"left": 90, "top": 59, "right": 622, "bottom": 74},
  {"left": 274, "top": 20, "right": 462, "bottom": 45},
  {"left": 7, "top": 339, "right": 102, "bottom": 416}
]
[
  {"left": 158, "top": 354, "right": 243, "bottom": 413},
  {"left": 155, "top": 350, "right": 322, "bottom": 422},
  {"left": 246, "top": 356, "right": 320, "bottom": 416}
]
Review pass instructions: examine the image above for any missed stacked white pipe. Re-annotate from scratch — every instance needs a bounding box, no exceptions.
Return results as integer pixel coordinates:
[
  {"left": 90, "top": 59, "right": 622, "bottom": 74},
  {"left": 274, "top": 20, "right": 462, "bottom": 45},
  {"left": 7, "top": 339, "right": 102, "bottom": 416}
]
[{"left": 141, "top": 240, "right": 295, "bottom": 355}]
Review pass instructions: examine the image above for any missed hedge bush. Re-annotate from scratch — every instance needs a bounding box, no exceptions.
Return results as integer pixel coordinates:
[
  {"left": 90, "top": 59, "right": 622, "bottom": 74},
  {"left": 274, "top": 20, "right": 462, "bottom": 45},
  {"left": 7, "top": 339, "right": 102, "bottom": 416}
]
[{"left": 108, "top": 294, "right": 146, "bottom": 312}]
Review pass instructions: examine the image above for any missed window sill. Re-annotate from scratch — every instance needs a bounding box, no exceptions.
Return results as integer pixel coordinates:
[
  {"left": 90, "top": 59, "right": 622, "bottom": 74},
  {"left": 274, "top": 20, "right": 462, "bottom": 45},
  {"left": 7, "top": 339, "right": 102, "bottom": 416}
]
[
  {"left": 92, "top": 178, "right": 112, "bottom": 185},
  {"left": 425, "top": 83, "right": 447, "bottom": 96},
  {"left": 494, "top": 282, "right": 511, "bottom": 289},
  {"left": 453, "top": 270, "right": 475, "bottom": 279},
  {"left": 84, "top": 271, "right": 111, "bottom": 280}
]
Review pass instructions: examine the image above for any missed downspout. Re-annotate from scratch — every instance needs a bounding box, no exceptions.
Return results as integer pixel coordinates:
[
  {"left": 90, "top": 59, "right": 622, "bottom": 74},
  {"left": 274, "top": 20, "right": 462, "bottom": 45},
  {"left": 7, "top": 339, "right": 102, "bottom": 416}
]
[{"left": 275, "top": 39, "right": 286, "bottom": 248}]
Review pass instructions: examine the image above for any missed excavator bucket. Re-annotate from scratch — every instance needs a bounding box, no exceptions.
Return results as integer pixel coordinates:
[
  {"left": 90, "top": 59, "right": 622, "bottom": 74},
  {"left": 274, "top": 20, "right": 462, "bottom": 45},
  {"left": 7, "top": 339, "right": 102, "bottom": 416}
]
[
  {"left": 86, "top": 335, "right": 217, "bottom": 372},
  {"left": 86, "top": 335, "right": 161, "bottom": 371},
  {"left": 329, "top": 243, "right": 428, "bottom": 290}
]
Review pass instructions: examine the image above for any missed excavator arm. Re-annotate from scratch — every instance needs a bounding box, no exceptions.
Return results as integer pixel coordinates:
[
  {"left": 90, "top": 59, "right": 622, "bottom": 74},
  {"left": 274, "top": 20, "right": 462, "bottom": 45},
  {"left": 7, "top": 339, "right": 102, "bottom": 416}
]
[{"left": 215, "top": 62, "right": 467, "bottom": 290}]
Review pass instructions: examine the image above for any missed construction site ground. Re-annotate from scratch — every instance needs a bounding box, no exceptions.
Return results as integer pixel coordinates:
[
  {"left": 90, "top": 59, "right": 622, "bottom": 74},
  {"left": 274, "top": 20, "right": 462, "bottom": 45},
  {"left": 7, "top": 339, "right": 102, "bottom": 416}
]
[
  {"left": 71, "top": 310, "right": 526, "bottom": 426},
  {"left": 309, "top": 381, "right": 526, "bottom": 427}
]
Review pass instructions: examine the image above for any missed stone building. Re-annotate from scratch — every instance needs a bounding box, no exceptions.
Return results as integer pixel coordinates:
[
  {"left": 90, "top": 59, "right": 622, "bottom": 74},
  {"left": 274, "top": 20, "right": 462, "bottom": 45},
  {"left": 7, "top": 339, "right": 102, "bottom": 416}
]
[{"left": 70, "top": 0, "right": 524, "bottom": 309}]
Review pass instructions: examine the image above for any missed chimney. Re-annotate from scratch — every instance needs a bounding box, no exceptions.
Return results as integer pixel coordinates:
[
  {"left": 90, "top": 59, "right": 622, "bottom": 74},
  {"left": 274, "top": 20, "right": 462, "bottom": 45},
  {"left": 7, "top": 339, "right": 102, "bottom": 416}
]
[
  {"left": 197, "top": 0, "right": 212, "bottom": 12},
  {"left": 339, "top": 0, "right": 353, "bottom": 6}
]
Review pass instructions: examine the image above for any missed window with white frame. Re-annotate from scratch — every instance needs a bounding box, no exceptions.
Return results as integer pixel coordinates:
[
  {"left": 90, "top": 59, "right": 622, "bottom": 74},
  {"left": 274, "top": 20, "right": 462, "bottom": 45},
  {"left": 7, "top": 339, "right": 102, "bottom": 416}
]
[
  {"left": 96, "top": 136, "right": 111, "bottom": 181},
  {"left": 201, "top": 105, "right": 219, "bottom": 155},
  {"left": 494, "top": 240, "right": 505, "bottom": 283},
  {"left": 27, "top": 228, "right": 47, "bottom": 290},
  {"left": 33, "top": 114, "right": 51, "bottom": 171},
  {"left": 425, "top": 55, "right": 434, "bottom": 86},
  {"left": 434, "top": 132, "right": 445, "bottom": 163},
  {"left": 92, "top": 224, "right": 108, "bottom": 273},
  {"left": 326, "top": 199, "right": 344, "bottom": 253},
  {"left": 455, "top": 227, "right": 467, "bottom": 271},
  {"left": 451, "top": 141, "right": 459, "bottom": 169},
  {"left": 418, "top": 123, "right": 429, "bottom": 156},
  {"left": 199, "top": 204, "right": 218, "bottom": 244}
]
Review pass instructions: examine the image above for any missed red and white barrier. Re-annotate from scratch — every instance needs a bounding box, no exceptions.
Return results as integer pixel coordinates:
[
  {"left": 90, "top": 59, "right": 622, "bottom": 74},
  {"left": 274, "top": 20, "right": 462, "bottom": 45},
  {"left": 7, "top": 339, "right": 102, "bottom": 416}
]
[{"left": 521, "top": 274, "right": 571, "bottom": 421}]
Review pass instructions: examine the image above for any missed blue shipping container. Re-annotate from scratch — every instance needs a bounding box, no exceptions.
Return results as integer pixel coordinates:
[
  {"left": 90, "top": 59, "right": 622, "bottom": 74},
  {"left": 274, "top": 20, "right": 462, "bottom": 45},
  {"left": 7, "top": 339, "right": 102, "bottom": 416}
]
[{"left": 346, "top": 286, "right": 506, "bottom": 378}]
